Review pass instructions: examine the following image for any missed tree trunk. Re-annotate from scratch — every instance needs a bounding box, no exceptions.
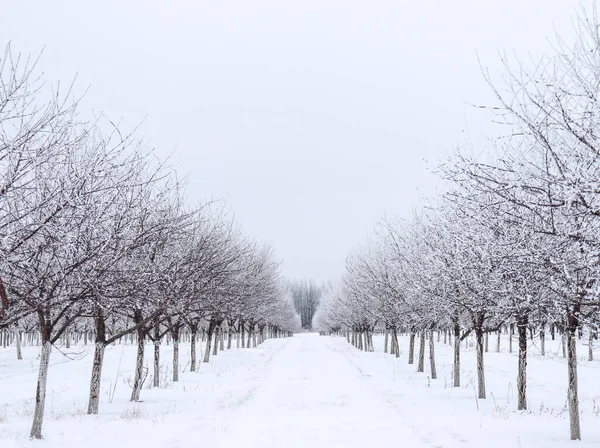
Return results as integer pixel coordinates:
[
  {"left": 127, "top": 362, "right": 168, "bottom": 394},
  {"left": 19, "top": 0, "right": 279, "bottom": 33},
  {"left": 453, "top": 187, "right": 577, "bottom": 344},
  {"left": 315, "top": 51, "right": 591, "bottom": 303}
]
[
  {"left": 496, "top": 330, "right": 501, "bottom": 353},
  {"left": 408, "top": 332, "right": 415, "bottom": 364},
  {"left": 393, "top": 329, "right": 400, "bottom": 358},
  {"left": 130, "top": 326, "right": 145, "bottom": 402},
  {"left": 484, "top": 332, "right": 489, "bottom": 353},
  {"left": 172, "top": 329, "right": 179, "bottom": 382},
  {"left": 87, "top": 306, "right": 108, "bottom": 414},
  {"left": 529, "top": 327, "right": 534, "bottom": 342},
  {"left": 567, "top": 314, "right": 581, "bottom": 440},
  {"left": 87, "top": 342, "right": 106, "bottom": 414},
  {"left": 475, "top": 323, "right": 486, "bottom": 399},
  {"left": 453, "top": 322, "right": 460, "bottom": 387},
  {"left": 241, "top": 322, "right": 246, "bottom": 348},
  {"left": 509, "top": 323, "right": 514, "bottom": 353},
  {"left": 153, "top": 339, "right": 160, "bottom": 387},
  {"left": 212, "top": 326, "right": 220, "bottom": 356},
  {"left": 15, "top": 330, "right": 23, "bottom": 360},
  {"left": 417, "top": 332, "right": 425, "bottom": 372},
  {"left": 567, "top": 331, "right": 581, "bottom": 440},
  {"left": 219, "top": 327, "right": 225, "bottom": 351},
  {"left": 190, "top": 325, "right": 197, "bottom": 372},
  {"left": 517, "top": 315, "right": 528, "bottom": 410},
  {"left": 203, "top": 322, "right": 215, "bottom": 363},
  {"left": 384, "top": 329, "right": 389, "bottom": 354},
  {"left": 429, "top": 330, "right": 437, "bottom": 379},
  {"left": 30, "top": 339, "right": 52, "bottom": 439},
  {"left": 153, "top": 323, "right": 160, "bottom": 387},
  {"left": 540, "top": 327, "right": 545, "bottom": 356},
  {"left": 227, "top": 327, "right": 233, "bottom": 350},
  {"left": 588, "top": 326, "right": 593, "bottom": 362},
  {"left": 562, "top": 331, "right": 567, "bottom": 358}
]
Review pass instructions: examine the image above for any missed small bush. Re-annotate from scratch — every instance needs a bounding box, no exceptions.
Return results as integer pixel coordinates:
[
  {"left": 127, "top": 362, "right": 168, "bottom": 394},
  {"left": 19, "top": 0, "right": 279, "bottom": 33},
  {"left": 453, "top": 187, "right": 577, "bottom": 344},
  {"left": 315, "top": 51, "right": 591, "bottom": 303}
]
[{"left": 120, "top": 405, "right": 146, "bottom": 420}]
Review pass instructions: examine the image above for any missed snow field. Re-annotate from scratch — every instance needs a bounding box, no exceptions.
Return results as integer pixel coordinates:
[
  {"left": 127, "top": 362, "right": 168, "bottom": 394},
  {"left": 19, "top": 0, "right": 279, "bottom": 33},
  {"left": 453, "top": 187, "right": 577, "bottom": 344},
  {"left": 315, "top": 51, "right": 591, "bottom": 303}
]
[
  {"left": 1, "top": 332, "right": 599, "bottom": 447},
  {"left": 349, "top": 333, "right": 600, "bottom": 447}
]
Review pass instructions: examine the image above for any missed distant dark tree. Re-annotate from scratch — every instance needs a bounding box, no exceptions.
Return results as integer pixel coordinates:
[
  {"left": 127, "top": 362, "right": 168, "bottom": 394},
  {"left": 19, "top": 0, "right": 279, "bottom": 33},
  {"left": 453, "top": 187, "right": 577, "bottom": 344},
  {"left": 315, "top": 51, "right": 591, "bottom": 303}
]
[{"left": 288, "top": 279, "right": 322, "bottom": 330}]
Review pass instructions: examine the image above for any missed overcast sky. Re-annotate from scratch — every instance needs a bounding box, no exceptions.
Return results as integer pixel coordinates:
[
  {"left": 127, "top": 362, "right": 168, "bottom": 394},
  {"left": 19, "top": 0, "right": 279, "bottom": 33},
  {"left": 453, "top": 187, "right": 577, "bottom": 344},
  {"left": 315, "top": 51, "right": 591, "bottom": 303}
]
[{"left": 1, "top": 1, "right": 586, "bottom": 281}]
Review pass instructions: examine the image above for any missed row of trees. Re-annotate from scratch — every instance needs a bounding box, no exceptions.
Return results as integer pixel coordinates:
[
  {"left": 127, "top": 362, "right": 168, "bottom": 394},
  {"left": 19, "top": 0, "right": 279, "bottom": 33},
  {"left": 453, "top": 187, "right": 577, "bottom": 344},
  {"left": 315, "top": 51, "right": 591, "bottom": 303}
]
[
  {"left": 314, "top": 11, "right": 600, "bottom": 442},
  {"left": 0, "top": 44, "right": 300, "bottom": 439}
]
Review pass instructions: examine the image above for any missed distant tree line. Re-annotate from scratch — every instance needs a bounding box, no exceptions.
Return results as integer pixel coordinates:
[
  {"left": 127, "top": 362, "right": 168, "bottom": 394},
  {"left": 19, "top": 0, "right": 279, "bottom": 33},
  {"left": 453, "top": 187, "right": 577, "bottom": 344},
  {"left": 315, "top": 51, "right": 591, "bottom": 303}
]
[{"left": 288, "top": 280, "right": 323, "bottom": 329}]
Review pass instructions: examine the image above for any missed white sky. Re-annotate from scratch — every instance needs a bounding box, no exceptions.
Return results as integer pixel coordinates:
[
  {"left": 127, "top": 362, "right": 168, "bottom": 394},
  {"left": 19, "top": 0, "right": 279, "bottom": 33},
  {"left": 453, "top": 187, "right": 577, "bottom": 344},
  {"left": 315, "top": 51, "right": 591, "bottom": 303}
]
[{"left": 1, "top": 0, "right": 586, "bottom": 281}]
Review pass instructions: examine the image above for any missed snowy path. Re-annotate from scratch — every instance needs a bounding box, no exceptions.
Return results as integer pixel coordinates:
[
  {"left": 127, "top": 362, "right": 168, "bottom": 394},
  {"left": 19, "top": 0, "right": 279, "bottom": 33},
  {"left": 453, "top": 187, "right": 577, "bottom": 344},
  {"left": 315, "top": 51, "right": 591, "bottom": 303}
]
[{"left": 218, "top": 333, "right": 425, "bottom": 447}]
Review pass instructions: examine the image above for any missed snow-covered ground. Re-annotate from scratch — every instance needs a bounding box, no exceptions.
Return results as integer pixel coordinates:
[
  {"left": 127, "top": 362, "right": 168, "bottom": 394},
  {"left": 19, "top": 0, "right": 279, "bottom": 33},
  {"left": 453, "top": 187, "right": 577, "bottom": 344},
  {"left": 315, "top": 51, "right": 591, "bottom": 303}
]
[{"left": 1, "top": 333, "right": 599, "bottom": 447}]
